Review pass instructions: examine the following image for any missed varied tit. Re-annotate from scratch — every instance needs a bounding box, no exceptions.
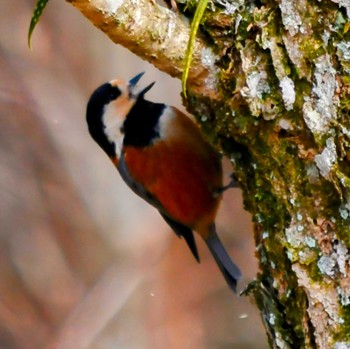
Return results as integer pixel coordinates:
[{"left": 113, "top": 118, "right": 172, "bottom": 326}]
[{"left": 86, "top": 73, "right": 242, "bottom": 292}]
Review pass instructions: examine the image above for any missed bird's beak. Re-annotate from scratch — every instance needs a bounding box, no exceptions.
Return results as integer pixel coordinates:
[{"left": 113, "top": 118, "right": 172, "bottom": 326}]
[
  {"left": 128, "top": 72, "right": 155, "bottom": 98},
  {"left": 128, "top": 72, "right": 144, "bottom": 91},
  {"left": 137, "top": 81, "right": 155, "bottom": 98}
]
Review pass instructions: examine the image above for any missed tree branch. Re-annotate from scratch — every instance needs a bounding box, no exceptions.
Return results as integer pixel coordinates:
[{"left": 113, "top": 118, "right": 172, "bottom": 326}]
[{"left": 66, "top": 0, "right": 220, "bottom": 99}]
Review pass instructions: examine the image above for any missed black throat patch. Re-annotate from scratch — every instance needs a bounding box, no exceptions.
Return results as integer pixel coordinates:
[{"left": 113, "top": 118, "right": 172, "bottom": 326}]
[{"left": 123, "top": 99, "right": 165, "bottom": 147}]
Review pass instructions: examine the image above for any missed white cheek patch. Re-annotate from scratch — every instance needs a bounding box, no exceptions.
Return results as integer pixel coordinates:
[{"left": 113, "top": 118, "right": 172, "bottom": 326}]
[
  {"left": 103, "top": 96, "right": 135, "bottom": 157},
  {"left": 157, "top": 106, "right": 195, "bottom": 141},
  {"left": 158, "top": 106, "right": 176, "bottom": 139}
]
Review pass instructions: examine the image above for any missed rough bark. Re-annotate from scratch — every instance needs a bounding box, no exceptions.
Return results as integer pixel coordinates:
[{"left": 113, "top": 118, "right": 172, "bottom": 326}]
[{"left": 66, "top": 0, "right": 350, "bottom": 347}]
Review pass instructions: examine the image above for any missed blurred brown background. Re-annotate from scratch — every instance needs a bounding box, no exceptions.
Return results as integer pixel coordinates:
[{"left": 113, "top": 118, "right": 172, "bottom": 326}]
[{"left": 0, "top": 1, "right": 268, "bottom": 348}]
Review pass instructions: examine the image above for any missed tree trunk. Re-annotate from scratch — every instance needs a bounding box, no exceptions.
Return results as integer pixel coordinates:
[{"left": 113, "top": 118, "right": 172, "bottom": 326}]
[{"left": 65, "top": 0, "right": 350, "bottom": 347}]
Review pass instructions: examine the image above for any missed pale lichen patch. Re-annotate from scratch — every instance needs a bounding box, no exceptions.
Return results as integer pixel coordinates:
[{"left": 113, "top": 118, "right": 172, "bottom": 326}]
[
  {"left": 336, "top": 41, "right": 350, "bottom": 60},
  {"left": 198, "top": 48, "right": 220, "bottom": 94},
  {"left": 306, "top": 163, "right": 321, "bottom": 184},
  {"left": 241, "top": 71, "right": 270, "bottom": 99},
  {"left": 278, "top": 118, "right": 294, "bottom": 131},
  {"left": 313, "top": 55, "right": 338, "bottom": 118},
  {"left": 93, "top": 0, "right": 124, "bottom": 14},
  {"left": 261, "top": 36, "right": 291, "bottom": 82},
  {"left": 335, "top": 241, "right": 350, "bottom": 277},
  {"left": 279, "top": 0, "right": 303, "bottom": 36},
  {"left": 279, "top": 77, "right": 296, "bottom": 111},
  {"left": 201, "top": 47, "right": 217, "bottom": 68},
  {"left": 285, "top": 211, "right": 350, "bottom": 345},
  {"left": 318, "top": 255, "right": 337, "bottom": 276},
  {"left": 260, "top": 33, "right": 295, "bottom": 109},
  {"left": 292, "top": 264, "right": 342, "bottom": 348},
  {"left": 240, "top": 46, "right": 273, "bottom": 117},
  {"left": 339, "top": 204, "right": 350, "bottom": 219},
  {"left": 215, "top": 0, "right": 244, "bottom": 15},
  {"left": 303, "top": 99, "right": 324, "bottom": 134},
  {"left": 284, "top": 215, "right": 318, "bottom": 264},
  {"left": 315, "top": 137, "right": 337, "bottom": 179},
  {"left": 337, "top": 286, "right": 350, "bottom": 306},
  {"left": 334, "top": 341, "right": 350, "bottom": 349},
  {"left": 336, "top": 41, "right": 350, "bottom": 74},
  {"left": 166, "top": 14, "right": 177, "bottom": 38},
  {"left": 204, "top": 73, "right": 219, "bottom": 96},
  {"left": 331, "top": 0, "right": 350, "bottom": 18},
  {"left": 241, "top": 71, "right": 272, "bottom": 117},
  {"left": 305, "top": 236, "right": 317, "bottom": 248},
  {"left": 303, "top": 55, "right": 338, "bottom": 135},
  {"left": 275, "top": 331, "right": 289, "bottom": 349},
  {"left": 282, "top": 35, "right": 309, "bottom": 78}
]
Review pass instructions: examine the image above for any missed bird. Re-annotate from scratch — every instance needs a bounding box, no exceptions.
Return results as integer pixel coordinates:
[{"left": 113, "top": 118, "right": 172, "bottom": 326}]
[{"left": 86, "top": 72, "right": 242, "bottom": 292}]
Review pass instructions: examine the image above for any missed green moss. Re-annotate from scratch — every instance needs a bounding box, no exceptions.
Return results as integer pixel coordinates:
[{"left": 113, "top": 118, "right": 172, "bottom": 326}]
[
  {"left": 253, "top": 4, "right": 276, "bottom": 27},
  {"left": 332, "top": 10, "right": 347, "bottom": 33},
  {"left": 336, "top": 218, "right": 350, "bottom": 247},
  {"left": 247, "top": 267, "right": 311, "bottom": 347},
  {"left": 293, "top": 79, "right": 313, "bottom": 111},
  {"left": 335, "top": 305, "right": 350, "bottom": 342},
  {"left": 308, "top": 260, "right": 324, "bottom": 282},
  {"left": 233, "top": 9, "right": 254, "bottom": 43},
  {"left": 299, "top": 37, "right": 325, "bottom": 62}
]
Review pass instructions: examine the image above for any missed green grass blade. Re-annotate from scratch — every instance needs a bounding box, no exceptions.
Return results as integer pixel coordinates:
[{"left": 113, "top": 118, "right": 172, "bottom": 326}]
[
  {"left": 182, "top": 0, "right": 208, "bottom": 98},
  {"left": 28, "top": 0, "right": 50, "bottom": 49}
]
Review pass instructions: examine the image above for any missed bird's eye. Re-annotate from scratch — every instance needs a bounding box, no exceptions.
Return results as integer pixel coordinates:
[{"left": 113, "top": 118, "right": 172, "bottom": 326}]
[{"left": 108, "top": 88, "right": 121, "bottom": 101}]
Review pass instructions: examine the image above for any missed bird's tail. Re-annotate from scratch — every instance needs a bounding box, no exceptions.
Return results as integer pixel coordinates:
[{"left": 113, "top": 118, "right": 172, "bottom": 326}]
[{"left": 204, "top": 224, "right": 242, "bottom": 293}]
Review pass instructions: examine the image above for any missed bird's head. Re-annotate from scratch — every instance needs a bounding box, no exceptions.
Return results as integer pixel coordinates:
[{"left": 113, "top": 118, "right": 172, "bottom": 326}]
[{"left": 86, "top": 72, "right": 155, "bottom": 156}]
